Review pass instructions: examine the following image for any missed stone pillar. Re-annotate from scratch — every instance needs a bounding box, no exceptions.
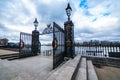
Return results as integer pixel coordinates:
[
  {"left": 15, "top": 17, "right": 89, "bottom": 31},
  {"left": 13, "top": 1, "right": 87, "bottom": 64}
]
[
  {"left": 64, "top": 20, "right": 75, "bottom": 58},
  {"left": 32, "top": 30, "right": 39, "bottom": 55}
]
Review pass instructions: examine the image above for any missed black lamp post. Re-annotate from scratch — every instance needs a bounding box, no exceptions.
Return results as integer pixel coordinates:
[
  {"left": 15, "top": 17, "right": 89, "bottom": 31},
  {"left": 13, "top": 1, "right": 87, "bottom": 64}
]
[
  {"left": 33, "top": 18, "right": 38, "bottom": 30},
  {"left": 64, "top": 3, "right": 75, "bottom": 58},
  {"left": 65, "top": 3, "right": 72, "bottom": 21},
  {"left": 32, "top": 18, "right": 40, "bottom": 55}
]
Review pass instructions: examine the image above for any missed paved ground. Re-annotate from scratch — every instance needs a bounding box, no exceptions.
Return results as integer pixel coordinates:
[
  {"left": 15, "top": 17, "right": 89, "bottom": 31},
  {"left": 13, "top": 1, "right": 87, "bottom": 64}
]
[
  {"left": 95, "top": 66, "right": 120, "bottom": 80},
  {"left": 0, "top": 49, "right": 18, "bottom": 55},
  {"left": 0, "top": 56, "right": 53, "bottom": 80}
]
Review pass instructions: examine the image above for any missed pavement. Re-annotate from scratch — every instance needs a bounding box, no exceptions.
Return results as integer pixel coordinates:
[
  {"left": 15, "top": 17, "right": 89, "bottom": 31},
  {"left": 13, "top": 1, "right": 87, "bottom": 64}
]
[
  {"left": 95, "top": 66, "right": 120, "bottom": 80},
  {"left": 0, "top": 56, "right": 53, "bottom": 80},
  {"left": 0, "top": 49, "right": 18, "bottom": 55},
  {"left": 1, "top": 49, "right": 120, "bottom": 80}
]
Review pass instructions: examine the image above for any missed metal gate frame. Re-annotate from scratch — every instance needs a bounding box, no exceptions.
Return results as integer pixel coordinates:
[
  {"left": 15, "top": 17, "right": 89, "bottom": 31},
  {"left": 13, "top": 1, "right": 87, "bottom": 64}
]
[
  {"left": 19, "top": 32, "right": 33, "bottom": 58},
  {"left": 53, "top": 22, "right": 65, "bottom": 69}
]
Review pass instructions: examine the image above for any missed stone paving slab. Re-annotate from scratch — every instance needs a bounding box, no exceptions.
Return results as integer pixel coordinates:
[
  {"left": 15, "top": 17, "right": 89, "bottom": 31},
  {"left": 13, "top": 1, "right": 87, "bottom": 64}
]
[{"left": 0, "top": 56, "right": 53, "bottom": 80}]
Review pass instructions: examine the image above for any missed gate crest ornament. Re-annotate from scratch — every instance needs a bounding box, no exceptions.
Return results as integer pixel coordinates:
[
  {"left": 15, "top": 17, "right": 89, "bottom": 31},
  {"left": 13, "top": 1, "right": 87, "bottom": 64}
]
[
  {"left": 52, "top": 37, "right": 58, "bottom": 50},
  {"left": 42, "top": 24, "right": 53, "bottom": 34},
  {"left": 19, "top": 40, "right": 24, "bottom": 48}
]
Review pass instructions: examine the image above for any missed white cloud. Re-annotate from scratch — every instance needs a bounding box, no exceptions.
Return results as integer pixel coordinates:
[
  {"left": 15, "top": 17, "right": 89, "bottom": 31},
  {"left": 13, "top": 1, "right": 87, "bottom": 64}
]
[
  {"left": 0, "top": 0, "right": 120, "bottom": 42},
  {"left": 5, "top": 24, "right": 33, "bottom": 33},
  {"left": 21, "top": 0, "right": 38, "bottom": 16},
  {"left": 92, "top": 16, "right": 118, "bottom": 29},
  {"left": 71, "top": 0, "right": 120, "bottom": 41}
]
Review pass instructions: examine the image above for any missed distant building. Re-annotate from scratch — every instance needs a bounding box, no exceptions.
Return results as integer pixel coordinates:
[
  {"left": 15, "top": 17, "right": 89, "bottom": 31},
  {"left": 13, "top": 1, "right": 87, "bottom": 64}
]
[{"left": 0, "top": 38, "right": 9, "bottom": 46}]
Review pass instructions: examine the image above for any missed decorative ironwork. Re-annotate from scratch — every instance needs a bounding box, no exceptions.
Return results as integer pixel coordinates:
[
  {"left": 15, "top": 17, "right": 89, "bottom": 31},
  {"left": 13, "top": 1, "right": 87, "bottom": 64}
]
[
  {"left": 19, "top": 40, "right": 24, "bottom": 48},
  {"left": 66, "top": 24, "right": 71, "bottom": 31},
  {"left": 42, "top": 24, "right": 53, "bottom": 34},
  {"left": 66, "top": 39, "right": 72, "bottom": 47},
  {"left": 53, "top": 22, "right": 65, "bottom": 69},
  {"left": 52, "top": 37, "right": 58, "bottom": 50}
]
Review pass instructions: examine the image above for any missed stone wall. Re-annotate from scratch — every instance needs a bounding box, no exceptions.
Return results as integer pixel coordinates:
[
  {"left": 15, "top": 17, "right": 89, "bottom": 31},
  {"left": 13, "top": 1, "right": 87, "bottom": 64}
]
[{"left": 85, "top": 56, "right": 120, "bottom": 67}]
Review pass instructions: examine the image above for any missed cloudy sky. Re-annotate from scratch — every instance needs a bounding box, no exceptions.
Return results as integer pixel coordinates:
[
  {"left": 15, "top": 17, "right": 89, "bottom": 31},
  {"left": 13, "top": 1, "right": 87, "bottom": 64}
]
[{"left": 0, "top": 0, "right": 120, "bottom": 43}]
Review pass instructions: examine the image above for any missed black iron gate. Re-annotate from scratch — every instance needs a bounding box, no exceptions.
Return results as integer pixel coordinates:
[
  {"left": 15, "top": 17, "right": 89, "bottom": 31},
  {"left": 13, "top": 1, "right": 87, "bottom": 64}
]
[
  {"left": 53, "top": 22, "right": 65, "bottom": 69},
  {"left": 19, "top": 32, "right": 33, "bottom": 58},
  {"left": 19, "top": 22, "right": 65, "bottom": 69}
]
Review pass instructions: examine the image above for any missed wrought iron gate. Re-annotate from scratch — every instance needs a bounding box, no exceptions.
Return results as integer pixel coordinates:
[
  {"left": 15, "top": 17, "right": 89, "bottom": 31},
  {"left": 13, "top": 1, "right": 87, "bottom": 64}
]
[
  {"left": 19, "top": 32, "right": 33, "bottom": 58},
  {"left": 53, "top": 22, "right": 65, "bottom": 69},
  {"left": 19, "top": 22, "right": 65, "bottom": 69}
]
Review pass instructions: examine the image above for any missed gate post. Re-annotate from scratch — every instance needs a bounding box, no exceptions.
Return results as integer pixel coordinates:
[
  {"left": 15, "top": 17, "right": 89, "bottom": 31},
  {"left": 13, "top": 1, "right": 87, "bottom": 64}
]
[
  {"left": 64, "top": 3, "right": 75, "bottom": 58},
  {"left": 32, "top": 18, "right": 40, "bottom": 55}
]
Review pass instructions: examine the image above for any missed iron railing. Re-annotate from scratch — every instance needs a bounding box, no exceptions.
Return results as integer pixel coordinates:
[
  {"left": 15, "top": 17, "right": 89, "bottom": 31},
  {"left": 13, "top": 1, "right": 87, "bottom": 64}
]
[
  {"left": 75, "top": 44, "right": 120, "bottom": 58},
  {"left": 41, "top": 49, "right": 53, "bottom": 56}
]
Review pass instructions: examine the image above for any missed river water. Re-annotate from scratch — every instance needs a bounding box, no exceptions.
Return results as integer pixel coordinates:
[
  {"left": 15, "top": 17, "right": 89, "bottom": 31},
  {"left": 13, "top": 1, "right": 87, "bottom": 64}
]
[{"left": 41, "top": 46, "right": 120, "bottom": 57}]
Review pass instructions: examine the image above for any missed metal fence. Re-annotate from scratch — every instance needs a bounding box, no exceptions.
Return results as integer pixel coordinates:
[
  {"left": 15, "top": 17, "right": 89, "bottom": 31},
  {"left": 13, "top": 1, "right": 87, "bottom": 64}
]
[
  {"left": 41, "top": 49, "right": 53, "bottom": 56},
  {"left": 75, "top": 44, "right": 120, "bottom": 58}
]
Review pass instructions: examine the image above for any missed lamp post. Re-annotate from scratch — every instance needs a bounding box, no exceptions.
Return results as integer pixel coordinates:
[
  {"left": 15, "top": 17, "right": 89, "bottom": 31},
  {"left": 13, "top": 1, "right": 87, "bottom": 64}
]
[
  {"left": 64, "top": 3, "right": 75, "bottom": 58},
  {"left": 33, "top": 18, "right": 38, "bottom": 30},
  {"left": 65, "top": 3, "right": 72, "bottom": 21},
  {"left": 32, "top": 18, "right": 40, "bottom": 55}
]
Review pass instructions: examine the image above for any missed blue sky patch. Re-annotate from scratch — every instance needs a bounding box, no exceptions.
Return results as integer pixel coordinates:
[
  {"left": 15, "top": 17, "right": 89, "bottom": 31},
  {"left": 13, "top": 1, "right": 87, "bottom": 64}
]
[
  {"left": 103, "top": 12, "right": 110, "bottom": 16},
  {"left": 92, "top": 18, "right": 97, "bottom": 22},
  {"left": 79, "top": 0, "right": 88, "bottom": 9}
]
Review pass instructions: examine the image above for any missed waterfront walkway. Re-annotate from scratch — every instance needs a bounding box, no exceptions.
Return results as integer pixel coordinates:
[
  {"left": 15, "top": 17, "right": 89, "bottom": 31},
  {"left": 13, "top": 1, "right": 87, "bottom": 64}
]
[
  {"left": 0, "top": 56, "right": 53, "bottom": 80},
  {"left": 0, "top": 53, "right": 120, "bottom": 80}
]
